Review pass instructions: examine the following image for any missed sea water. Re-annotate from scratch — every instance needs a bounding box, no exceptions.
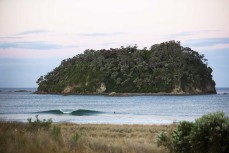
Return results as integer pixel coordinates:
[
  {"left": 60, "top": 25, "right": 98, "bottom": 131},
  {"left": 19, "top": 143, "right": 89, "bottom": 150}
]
[{"left": 0, "top": 88, "right": 228, "bottom": 124}]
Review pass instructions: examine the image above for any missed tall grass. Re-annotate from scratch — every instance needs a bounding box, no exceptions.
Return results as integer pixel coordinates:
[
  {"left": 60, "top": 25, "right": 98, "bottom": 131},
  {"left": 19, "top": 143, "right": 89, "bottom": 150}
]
[{"left": 0, "top": 121, "right": 175, "bottom": 153}]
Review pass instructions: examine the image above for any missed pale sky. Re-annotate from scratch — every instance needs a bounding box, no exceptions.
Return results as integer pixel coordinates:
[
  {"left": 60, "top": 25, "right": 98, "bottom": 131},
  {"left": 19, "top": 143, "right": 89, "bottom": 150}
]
[{"left": 0, "top": 0, "right": 229, "bottom": 88}]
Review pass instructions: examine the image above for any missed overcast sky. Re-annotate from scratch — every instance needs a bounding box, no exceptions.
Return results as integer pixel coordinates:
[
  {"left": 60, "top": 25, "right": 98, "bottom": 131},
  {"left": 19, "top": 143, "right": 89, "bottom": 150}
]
[{"left": 0, "top": 0, "right": 229, "bottom": 88}]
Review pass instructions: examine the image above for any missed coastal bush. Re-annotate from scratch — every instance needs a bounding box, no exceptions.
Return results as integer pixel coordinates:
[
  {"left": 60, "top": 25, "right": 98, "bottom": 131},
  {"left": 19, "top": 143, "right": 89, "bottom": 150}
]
[
  {"left": 27, "top": 115, "right": 52, "bottom": 131},
  {"left": 190, "top": 112, "right": 229, "bottom": 153},
  {"left": 155, "top": 131, "right": 170, "bottom": 147},
  {"left": 155, "top": 112, "right": 229, "bottom": 153},
  {"left": 172, "top": 121, "right": 193, "bottom": 153}
]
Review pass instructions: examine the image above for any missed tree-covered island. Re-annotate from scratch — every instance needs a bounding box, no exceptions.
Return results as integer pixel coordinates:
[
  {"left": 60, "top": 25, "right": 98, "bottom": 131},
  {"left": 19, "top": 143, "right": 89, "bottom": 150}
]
[{"left": 36, "top": 41, "right": 216, "bottom": 95}]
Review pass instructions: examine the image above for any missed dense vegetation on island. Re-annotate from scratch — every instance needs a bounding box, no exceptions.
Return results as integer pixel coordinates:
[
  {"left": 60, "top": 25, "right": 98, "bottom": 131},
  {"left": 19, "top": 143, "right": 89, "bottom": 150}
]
[{"left": 36, "top": 41, "right": 216, "bottom": 94}]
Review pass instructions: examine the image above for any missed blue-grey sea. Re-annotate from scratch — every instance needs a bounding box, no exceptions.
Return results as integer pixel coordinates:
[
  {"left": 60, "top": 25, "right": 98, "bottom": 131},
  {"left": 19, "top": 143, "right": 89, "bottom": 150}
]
[{"left": 0, "top": 88, "right": 229, "bottom": 124}]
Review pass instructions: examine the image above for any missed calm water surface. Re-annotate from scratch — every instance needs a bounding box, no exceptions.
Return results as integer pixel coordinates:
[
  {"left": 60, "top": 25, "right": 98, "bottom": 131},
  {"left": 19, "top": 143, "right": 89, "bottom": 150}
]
[{"left": 0, "top": 88, "right": 228, "bottom": 124}]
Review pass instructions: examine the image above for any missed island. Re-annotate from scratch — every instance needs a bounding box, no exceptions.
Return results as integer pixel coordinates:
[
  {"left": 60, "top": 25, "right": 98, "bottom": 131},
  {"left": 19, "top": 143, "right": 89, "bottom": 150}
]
[{"left": 36, "top": 41, "right": 216, "bottom": 95}]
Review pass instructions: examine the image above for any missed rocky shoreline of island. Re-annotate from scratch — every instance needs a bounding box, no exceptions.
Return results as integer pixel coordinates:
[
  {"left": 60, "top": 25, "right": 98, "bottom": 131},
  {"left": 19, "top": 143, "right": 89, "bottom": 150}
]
[{"left": 34, "top": 90, "right": 217, "bottom": 96}]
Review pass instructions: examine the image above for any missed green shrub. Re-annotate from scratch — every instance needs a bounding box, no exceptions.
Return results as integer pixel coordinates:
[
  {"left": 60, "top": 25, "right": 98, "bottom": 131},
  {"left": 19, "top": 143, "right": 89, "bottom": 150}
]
[
  {"left": 172, "top": 121, "right": 193, "bottom": 153},
  {"left": 190, "top": 112, "right": 229, "bottom": 153},
  {"left": 155, "top": 112, "right": 229, "bottom": 153},
  {"left": 155, "top": 131, "right": 169, "bottom": 147}
]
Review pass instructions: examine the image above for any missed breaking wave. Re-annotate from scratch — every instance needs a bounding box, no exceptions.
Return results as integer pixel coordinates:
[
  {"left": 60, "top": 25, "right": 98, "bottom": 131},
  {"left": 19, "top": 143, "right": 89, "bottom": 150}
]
[{"left": 36, "top": 109, "right": 103, "bottom": 116}]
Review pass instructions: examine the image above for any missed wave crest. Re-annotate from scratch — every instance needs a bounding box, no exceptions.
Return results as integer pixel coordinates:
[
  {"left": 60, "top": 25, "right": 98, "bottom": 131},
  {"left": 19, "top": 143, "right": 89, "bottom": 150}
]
[{"left": 36, "top": 109, "right": 103, "bottom": 116}]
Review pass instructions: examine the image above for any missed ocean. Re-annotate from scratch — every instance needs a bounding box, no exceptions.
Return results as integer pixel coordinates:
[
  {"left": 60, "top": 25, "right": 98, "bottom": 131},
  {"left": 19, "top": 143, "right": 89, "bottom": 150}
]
[{"left": 0, "top": 88, "right": 229, "bottom": 124}]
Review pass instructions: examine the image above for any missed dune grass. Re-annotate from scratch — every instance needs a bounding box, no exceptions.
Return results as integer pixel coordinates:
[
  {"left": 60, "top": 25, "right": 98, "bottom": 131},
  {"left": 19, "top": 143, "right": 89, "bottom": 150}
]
[{"left": 0, "top": 121, "right": 176, "bottom": 153}]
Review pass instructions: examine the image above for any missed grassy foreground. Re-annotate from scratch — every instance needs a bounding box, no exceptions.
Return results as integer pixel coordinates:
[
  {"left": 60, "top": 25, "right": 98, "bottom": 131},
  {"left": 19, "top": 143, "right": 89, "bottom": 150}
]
[{"left": 0, "top": 122, "right": 175, "bottom": 153}]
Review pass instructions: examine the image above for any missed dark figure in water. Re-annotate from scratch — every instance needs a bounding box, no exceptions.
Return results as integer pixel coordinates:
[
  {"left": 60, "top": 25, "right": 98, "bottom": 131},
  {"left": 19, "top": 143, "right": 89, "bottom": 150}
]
[{"left": 114, "top": 112, "right": 115, "bottom": 114}]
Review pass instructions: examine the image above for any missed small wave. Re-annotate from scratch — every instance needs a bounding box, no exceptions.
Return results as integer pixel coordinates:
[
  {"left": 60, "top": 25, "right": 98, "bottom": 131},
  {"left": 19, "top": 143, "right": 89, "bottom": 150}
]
[
  {"left": 36, "top": 109, "right": 64, "bottom": 115},
  {"left": 36, "top": 109, "right": 103, "bottom": 116},
  {"left": 71, "top": 109, "right": 102, "bottom": 116}
]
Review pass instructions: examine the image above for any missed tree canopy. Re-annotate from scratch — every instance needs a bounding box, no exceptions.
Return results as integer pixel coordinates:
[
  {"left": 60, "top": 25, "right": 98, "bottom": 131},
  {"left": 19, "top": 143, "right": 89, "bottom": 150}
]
[{"left": 36, "top": 41, "right": 216, "bottom": 94}]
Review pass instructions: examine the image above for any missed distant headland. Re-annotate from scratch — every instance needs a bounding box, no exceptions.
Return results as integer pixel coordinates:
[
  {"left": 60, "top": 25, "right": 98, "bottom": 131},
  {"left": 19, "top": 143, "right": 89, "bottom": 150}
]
[{"left": 36, "top": 41, "right": 216, "bottom": 95}]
